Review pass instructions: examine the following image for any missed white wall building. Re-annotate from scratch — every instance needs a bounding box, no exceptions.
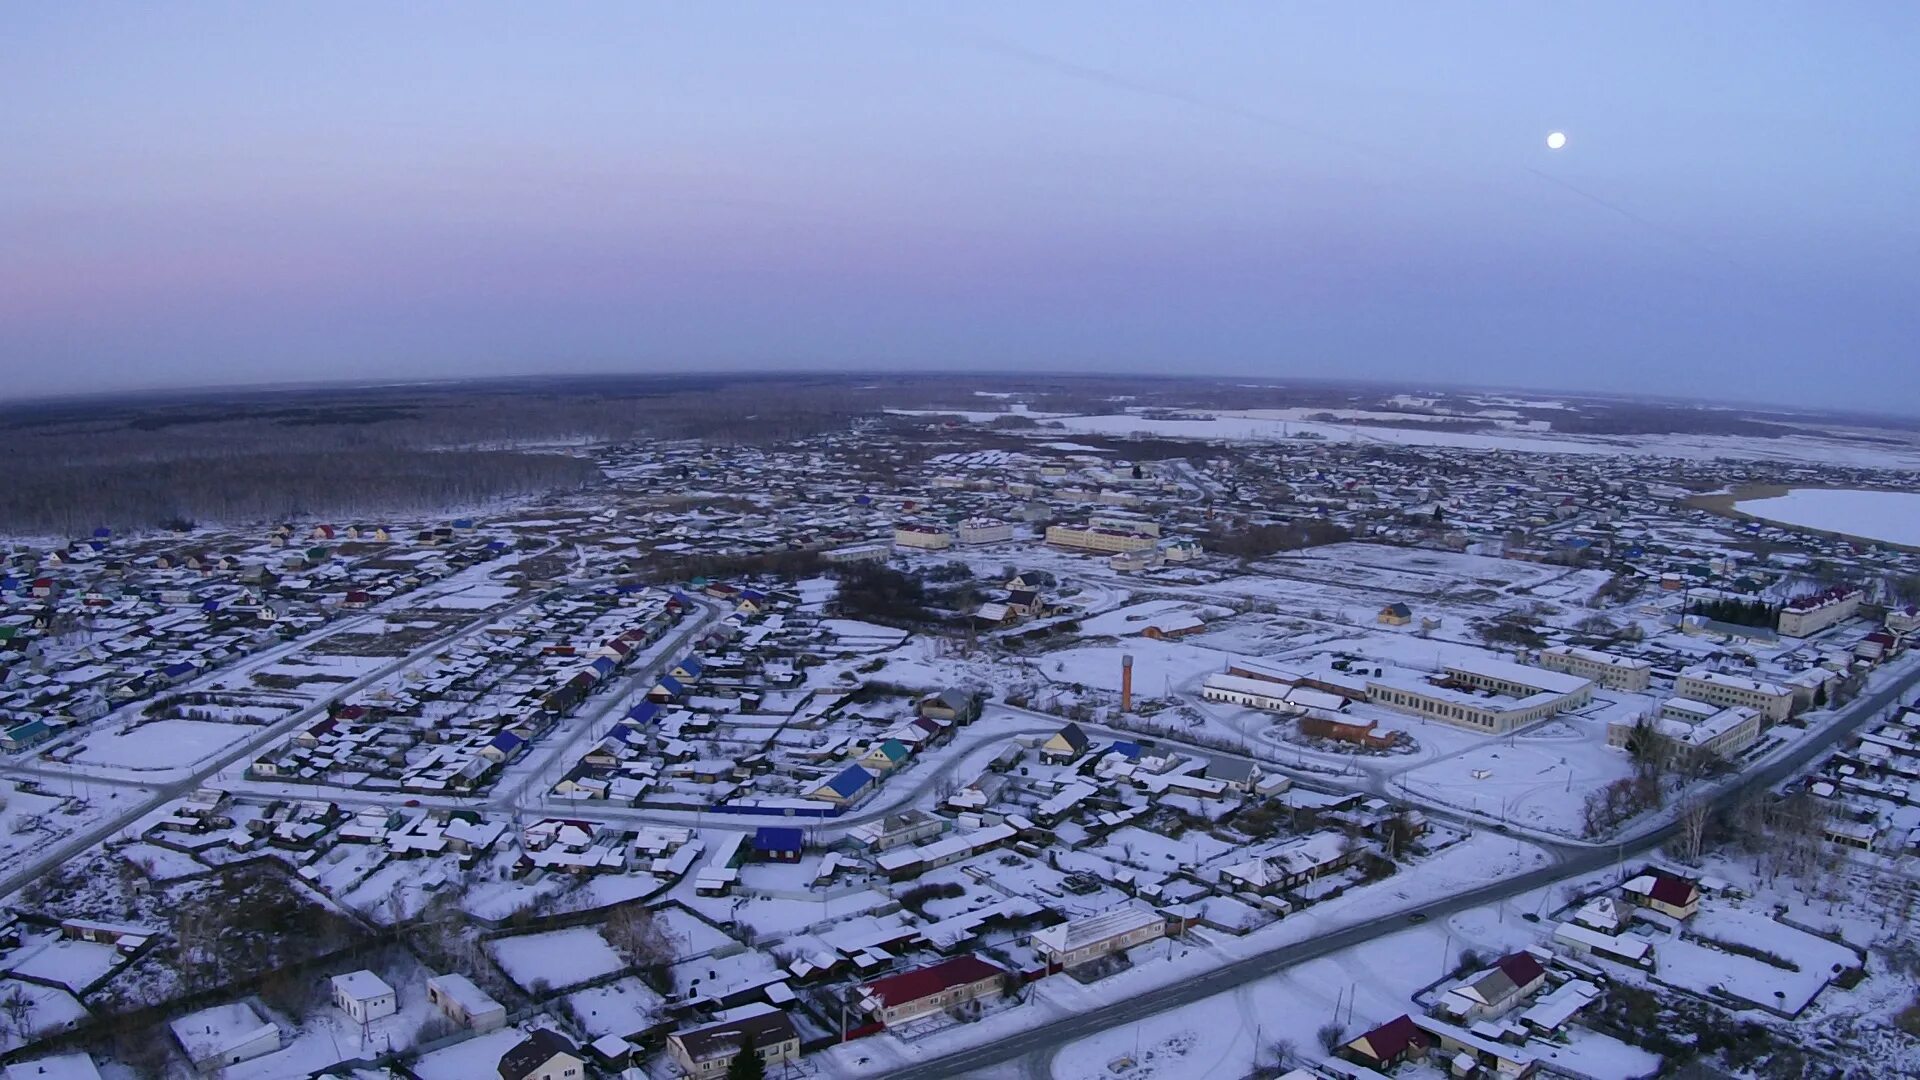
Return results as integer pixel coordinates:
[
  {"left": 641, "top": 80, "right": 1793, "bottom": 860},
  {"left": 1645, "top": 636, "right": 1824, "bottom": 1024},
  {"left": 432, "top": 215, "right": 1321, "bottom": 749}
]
[
  {"left": 331, "top": 970, "right": 397, "bottom": 1025},
  {"left": 1539, "top": 645, "right": 1653, "bottom": 692},
  {"left": 957, "top": 518, "right": 1014, "bottom": 544},
  {"left": 1777, "top": 587, "right": 1863, "bottom": 638},
  {"left": 1674, "top": 666, "right": 1795, "bottom": 722},
  {"left": 892, "top": 524, "right": 954, "bottom": 550},
  {"left": 427, "top": 972, "right": 507, "bottom": 1032}
]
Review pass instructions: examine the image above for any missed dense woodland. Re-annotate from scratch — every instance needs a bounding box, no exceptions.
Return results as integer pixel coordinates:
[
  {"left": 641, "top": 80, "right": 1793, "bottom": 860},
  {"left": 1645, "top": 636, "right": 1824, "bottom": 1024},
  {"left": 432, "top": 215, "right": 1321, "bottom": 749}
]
[{"left": 0, "top": 375, "right": 874, "bottom": 533}]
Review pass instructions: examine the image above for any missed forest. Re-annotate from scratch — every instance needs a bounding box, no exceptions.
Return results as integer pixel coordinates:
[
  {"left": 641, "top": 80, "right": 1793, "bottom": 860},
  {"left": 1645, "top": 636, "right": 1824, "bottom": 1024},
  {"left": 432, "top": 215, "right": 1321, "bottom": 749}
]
[{"left": 0, "top": 374, "right": 873, "bottom": 533}]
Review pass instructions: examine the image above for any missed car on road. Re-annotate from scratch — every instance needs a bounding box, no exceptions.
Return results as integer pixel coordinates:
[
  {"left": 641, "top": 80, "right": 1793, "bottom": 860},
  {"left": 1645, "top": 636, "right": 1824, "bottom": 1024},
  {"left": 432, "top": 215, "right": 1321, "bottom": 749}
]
[{"left": 1407, "top": 911, "right": 1427, "bottom": 923}]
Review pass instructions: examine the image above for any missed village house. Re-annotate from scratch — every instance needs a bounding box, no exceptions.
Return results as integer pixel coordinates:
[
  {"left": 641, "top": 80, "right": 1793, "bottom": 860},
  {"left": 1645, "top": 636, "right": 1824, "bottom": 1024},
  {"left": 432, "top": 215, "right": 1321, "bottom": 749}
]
[
  {"left": 857, "top": 954, "right": 1006, "bottom": 1027},
  {"left": 496, "top": 1029, "right": 583, "bottom": 1080},
  {"left": 427, "top": 972, "right": 507, "bottom": 1032},
  {"left": 667, "top": 1007, "right": 801, "bottom": 1076},
  {"left": 810, "top": 763, "right": 876, "bottom": 805},
  {"left": 1344, "top": 1013, "right": 1431, "bottom": 1071},
  {"left": 1031, "top": 905, "right": 1166, "bottom": 970},
  {"left": 917, "top": 688, "right": 978, "bottom": 724},
  {"left": 1623, "top": 870, "right": 1701, "bottom": 919},
  {"left": 329, "top": 970, "right": 396, "bottom": 1025},
  {"left": 1377, "top": 602, "right": 1413, "bottom": 626},
  {"left": 1437, "top": 951, "right": 1549, "bottom": 1021},
  {"left": 1040, "top": 722, "right": 1090, "bottom": 761},
  {"left": 169, "top": 1002, "right": 280, "bottom": 1074}
]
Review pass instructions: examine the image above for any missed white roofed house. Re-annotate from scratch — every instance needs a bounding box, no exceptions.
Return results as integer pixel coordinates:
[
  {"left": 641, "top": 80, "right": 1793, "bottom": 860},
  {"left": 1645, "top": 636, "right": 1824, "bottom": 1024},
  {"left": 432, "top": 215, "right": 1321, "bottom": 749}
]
[
  {"left": 169, "top": 1002, "right": 280, "bottom": 1074},
  {"left": 427, "top": 971, "right": 506, "bottom": 1032},
  {"left": 1030, "top": 904, "right": 1167, "bottom": 971},
  {"left": 330, "top": 969, "right": 396, "bottom": 1025}
]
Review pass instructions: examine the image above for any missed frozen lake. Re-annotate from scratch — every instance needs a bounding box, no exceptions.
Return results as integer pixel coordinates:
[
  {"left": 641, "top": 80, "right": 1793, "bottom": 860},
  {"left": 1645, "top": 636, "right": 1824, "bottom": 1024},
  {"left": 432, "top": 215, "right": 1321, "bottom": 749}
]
[{"left": 1734, "top": 488, "right": 1920, "bottom": 547}]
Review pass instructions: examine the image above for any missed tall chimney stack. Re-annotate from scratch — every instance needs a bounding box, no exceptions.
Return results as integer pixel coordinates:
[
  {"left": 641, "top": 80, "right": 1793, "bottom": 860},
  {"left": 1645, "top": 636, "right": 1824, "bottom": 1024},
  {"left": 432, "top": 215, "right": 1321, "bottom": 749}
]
[{"left": 1120, "top": 653, "right": 1134, "bottom": 713}]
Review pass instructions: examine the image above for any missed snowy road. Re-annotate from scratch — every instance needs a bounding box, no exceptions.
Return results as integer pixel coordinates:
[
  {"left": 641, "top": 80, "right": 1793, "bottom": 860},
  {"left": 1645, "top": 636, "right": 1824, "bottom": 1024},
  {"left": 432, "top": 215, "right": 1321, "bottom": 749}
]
[{"left": 879, "top": 656, "right": 1920, "bottom": 1080}]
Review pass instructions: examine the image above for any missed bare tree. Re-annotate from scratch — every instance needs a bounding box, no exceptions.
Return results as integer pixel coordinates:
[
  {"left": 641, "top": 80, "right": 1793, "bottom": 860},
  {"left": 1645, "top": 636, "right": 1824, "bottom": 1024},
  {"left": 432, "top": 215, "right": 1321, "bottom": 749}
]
[
  {"left": 1672, "top": 797, "right": 1713, "bottom": 864},
  {"left": 0, "top": 984, "right": 34, "bottom": 1035},
  {"left": 1316, "top": 1021, "right": 1346, "bottom": 1053}
]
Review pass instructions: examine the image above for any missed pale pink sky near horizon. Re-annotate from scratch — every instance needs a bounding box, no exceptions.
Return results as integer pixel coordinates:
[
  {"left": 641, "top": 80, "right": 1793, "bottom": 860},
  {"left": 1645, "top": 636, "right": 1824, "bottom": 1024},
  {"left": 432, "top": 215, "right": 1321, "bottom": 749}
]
[{"left": 3, "top": 3, "right": 1916, "bottom": 410}]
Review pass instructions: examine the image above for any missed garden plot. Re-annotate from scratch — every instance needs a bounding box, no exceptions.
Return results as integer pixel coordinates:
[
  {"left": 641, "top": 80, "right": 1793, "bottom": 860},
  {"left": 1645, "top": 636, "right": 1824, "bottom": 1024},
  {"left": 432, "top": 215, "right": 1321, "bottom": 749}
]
[
  {"left": 418, "top": 582, "right": 521, "bottom": 610},
  {"left": 0, "top": 979, "right": 89, "bottom": 1054},
  {"left": 489, "top": 927, "right": 625, "bottom": 991},
  {"left": 0, "top": 932, "right": 124, "bottom": 993},
  {"left": 564, "top": 976, "right": 666, "bottom": 1039},
  {"left": 68, "top": 718, "right": 256, "bottom": 770},
  {"left": 1661, "top": 906, "right": 1859, "bottom": 1015}
]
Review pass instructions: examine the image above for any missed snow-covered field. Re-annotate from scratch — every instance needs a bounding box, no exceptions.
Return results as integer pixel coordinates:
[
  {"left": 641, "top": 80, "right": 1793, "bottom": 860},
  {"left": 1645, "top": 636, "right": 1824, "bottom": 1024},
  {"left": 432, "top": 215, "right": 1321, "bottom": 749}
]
[
  {"left": 67, "top": 718, "right": 257, "bottom": 770},
  {"left": 488, "top": 927, "right": 625, "bottom": 991},
  {"left": 1734, "top": 487, "right": 1920, "bottom": 547},
  {"left": 1032, "top": 410, "right": 1920, "bottom": 468}
]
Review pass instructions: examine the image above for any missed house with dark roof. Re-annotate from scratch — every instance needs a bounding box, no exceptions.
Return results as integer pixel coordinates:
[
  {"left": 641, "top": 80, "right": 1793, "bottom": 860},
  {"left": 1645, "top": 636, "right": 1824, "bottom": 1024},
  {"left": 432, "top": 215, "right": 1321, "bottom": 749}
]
[
  {"left": 918, "top": 688, "right": 978, "bottom": 724},
  {"left": 648, "top": 674, "right": 688, "bottom": 703},
  {"left": 1041, "top": 723, "right": 1089, "bottom": 761},
  {"left": 752, "top": 827, "right": 804, "bottom": 863},
  {"left": 857, "top": 955, "right": 1006, "bottom": 1027},
  {"left": 1344, "top": 1013, "right": 1432, "bottom": 1070},
  {"left": 1439, "top": 951, "right": 1549, "bottom": 1021},
  {"left": 667, "top": 1007, "right": 799, "bottom": 1076},
  {"left": 1378, "top": 602, "right": 1413, "bottom": 625},
  {"left": 481, "top": 731, "right": 526, "bottom": 763},
  {"left": 1624, "top": 870, "right": 1700, "bottom": 919}
]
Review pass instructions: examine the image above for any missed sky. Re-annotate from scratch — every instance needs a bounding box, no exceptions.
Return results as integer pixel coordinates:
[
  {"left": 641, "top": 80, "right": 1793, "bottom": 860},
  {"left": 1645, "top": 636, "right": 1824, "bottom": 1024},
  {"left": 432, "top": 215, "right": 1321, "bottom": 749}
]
[{"left": 3, "top": 3, "right": 1917, "bottom": 410}]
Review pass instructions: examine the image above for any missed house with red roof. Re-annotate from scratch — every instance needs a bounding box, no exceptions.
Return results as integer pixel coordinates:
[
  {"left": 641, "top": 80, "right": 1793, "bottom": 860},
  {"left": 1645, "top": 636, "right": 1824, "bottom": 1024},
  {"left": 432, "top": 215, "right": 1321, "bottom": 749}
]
[
  {"left": 1438, "top": 951, "right": 1549, "bottom": 1021},
  {"left": 1343, "top": 1013, "right": 1431, "bottom": 1070},
  {"left": 856, "top": 955, "right": 1006, "bottom": 1027},
  {"left": 1624, "top": 870, "right": 1700, "bottom": 920}
]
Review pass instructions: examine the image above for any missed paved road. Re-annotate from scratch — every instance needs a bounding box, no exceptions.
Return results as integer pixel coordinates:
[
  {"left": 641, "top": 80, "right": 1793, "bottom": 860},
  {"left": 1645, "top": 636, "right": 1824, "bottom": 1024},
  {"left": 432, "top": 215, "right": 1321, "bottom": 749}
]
[{"left": 882, "top": 660, "right": 1920, "bottom": 1080}]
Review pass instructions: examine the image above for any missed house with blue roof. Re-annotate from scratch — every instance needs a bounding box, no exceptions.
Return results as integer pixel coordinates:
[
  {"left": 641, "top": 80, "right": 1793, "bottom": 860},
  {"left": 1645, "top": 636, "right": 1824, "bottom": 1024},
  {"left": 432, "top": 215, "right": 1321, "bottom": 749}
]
[
  {"left": 752, "top": 826, "right": 805, "bottom": 863},
  {"left": 481, "top": 731, "right": 526, "bottom": 763},
  {"left": 1, "top": 720, "right": 52, "bottom": 753},
  {"left": 648, "top": 674, "right": 687, "bottom": 703},
  {"left": 1106, "top": 740, "right": 1143, "bottom": 761},
  {"left": 811, "top": 764, "right": 876, "bottom": 805},
  {"left": 625, "top": 702, "right": 661, "bottom": 726},
  {"left": 589, "top": 657, "right": 617, "bottom": 680},
  {"left": 670, "top": 656, "right": 704, "bottom": 681}
]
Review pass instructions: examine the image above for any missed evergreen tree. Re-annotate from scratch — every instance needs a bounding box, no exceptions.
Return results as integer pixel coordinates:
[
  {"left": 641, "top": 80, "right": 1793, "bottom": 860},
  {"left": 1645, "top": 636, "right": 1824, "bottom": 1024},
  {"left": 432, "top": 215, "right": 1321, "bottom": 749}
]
[{"left": 727, "top": 1033, "right": 766, "bottom": 1080}]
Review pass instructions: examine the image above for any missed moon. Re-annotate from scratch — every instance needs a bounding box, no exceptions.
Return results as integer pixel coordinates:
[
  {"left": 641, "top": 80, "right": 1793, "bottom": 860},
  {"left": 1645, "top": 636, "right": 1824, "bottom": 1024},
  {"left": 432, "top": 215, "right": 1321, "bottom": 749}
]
[{"left": 1546, "top": 131, "right": 1568, "bottom": 150}]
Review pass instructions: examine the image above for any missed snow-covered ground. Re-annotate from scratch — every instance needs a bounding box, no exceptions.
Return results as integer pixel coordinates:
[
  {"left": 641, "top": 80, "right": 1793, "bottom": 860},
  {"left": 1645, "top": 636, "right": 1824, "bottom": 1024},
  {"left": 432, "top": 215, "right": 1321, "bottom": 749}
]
[
  {"left": 487, "top": 927, "right": 625, "bottom": 991},
  {"left": 1733, "top": 487, "right": 1920, "bottom": 547},
  {"left": 65, "top": 719, "right": 258, "bottom": 770},
  {"left": 1030, "top": 410, "right": 1920, "bottom": 468}
]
